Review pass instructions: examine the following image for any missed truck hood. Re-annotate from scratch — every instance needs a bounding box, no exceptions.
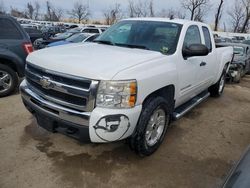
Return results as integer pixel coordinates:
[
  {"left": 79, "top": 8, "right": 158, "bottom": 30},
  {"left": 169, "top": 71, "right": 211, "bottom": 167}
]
[{"left": 27, "top": 43, "right": 163, "bottom": 80}]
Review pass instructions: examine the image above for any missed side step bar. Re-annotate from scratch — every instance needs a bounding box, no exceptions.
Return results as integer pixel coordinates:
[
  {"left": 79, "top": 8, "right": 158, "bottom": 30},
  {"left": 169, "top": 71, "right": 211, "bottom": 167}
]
[{"left": 173, "top": 91, "right": 210, "bottom": 120}]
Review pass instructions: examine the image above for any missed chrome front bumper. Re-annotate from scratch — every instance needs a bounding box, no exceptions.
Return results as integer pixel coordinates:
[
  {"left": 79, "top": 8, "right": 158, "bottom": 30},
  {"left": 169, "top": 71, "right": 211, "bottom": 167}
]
[{"left": 20, "top": 80, "right": 90, "bottom": 127}]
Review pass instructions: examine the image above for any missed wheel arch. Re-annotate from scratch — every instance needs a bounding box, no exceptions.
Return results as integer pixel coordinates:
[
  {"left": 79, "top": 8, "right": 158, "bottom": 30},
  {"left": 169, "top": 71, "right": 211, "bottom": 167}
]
[
  {"left": 0, "top": 58, "right": 18, "bottom": 73},
  {"left": 0, "top": 55, "right": 24, "bottom": 77},
  {"left": 142, "top": 85, "right": 175, "bottom": 114}
]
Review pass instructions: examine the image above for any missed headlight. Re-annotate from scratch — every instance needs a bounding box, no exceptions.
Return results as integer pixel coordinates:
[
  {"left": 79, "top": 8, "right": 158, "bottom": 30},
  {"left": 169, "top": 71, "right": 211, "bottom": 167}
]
[{"left": 96, "top": 80, "right": 137, "bottom": 108}]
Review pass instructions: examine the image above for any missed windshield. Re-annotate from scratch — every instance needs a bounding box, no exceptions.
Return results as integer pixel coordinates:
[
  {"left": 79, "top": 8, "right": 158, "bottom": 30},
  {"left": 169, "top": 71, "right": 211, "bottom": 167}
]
[
  {"left": 95, "top": 20, "right": 182, "bottom": 55},
  {"left": 65, "top": 33, "right": 89, "bottom": 43},
  {"left": 234, "top": 46, "right": 244, "bottom": 56},
  {"left": 53, "top": 32, "right": 73, "bottom": 40}
]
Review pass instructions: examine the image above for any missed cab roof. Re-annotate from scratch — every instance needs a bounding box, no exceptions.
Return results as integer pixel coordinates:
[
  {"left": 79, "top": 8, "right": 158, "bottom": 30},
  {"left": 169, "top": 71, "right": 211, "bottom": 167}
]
[{"left": 123, "top": 17, "right": 206, "bottom": 26}]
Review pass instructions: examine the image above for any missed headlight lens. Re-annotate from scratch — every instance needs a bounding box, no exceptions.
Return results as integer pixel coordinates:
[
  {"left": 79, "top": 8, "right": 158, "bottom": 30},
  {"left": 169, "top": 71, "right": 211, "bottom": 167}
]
[{"left": 96, "top": 80, "right": 137, "bottom": 108}]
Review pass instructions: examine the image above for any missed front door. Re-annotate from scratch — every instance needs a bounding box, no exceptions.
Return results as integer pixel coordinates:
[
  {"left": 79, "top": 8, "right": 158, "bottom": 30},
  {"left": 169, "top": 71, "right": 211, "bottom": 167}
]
[{"left": 177, "top": 25, "right": 204, "bottom": 106}]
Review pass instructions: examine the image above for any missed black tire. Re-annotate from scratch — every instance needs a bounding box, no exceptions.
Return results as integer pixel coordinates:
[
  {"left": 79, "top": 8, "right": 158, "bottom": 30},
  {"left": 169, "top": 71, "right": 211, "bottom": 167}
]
[
  {"left": 0, "top": 64, "right": 18, "bottom": 97},
  {"left": 129, "top": 96, "right": 171, "bottom": 157},
  {"left": 209, "top": 71, "right": 226, "bottom": 97},
  {"left": 239, "top": 64, "right": 245, "bottom": 77}
]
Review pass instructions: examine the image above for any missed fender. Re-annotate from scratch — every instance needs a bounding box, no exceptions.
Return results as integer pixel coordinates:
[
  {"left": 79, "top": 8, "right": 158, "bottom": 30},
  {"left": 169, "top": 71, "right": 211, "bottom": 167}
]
[
  {"left": 215, "top": 49, "right": 233, "bottom": 83},
  {"left": 0, "top": 49, "right": 26, "bottom": 77}
]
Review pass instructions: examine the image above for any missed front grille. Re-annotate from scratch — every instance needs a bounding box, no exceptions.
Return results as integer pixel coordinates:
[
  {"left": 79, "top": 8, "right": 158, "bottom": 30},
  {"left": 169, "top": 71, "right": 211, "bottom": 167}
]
[
  {"left": 27, "top": 64, "right": 91, "bottom": 89},
  {"left": 25, "top": 63, "right": 98, "bottom": 112}
]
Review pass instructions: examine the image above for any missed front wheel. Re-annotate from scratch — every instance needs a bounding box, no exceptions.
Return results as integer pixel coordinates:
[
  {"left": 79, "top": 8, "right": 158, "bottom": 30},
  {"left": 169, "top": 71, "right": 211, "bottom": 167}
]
[
  {"left": 129, "top": 96, "right": 170, "bottom": 156},
  {"left": 209, "top": 71, "right": 226, "bottom": 97}
]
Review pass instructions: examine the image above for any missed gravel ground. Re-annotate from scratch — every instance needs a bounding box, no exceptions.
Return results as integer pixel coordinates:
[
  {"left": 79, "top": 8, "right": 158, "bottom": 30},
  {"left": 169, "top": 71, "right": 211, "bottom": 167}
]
[{"left": 0, "top": 76, "right": 250, "bottom": 188}]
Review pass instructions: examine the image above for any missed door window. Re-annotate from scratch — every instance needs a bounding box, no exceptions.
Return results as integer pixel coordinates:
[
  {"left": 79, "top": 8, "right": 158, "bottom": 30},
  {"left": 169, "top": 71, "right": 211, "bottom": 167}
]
[{"left": 183, "top": 25, "right": 201, "bottom": 48}]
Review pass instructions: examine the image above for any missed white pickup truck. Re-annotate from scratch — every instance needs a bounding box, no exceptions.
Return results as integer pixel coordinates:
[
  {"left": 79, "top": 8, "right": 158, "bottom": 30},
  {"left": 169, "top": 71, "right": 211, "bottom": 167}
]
[{"left": 20, "top": 18, "right": 233, "bottom": 156}]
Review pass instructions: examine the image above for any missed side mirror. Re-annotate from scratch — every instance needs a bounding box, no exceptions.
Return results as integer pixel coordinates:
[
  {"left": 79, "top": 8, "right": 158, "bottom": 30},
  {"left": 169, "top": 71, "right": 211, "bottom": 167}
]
[{"left": 183, "top": 44, "right": 209, "bottom": 59}]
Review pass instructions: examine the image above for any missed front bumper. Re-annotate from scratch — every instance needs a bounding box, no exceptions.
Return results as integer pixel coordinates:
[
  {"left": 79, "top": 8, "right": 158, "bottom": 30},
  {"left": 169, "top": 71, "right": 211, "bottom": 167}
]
[
  {"left": 20, "top": 80, "right": 91, "bottom": 142},
  {"left": 20, "top": 80, "right": 142, "bottom": 143}
]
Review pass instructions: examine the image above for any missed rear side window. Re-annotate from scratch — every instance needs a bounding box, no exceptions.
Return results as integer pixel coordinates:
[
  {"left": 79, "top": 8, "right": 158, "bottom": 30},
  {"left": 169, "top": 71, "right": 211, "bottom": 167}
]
[
  {"left": 202, "top": 26, "right": 212, "bottom": 52},
  {"left": 0, "top": 18, "right": 23, "bottom": 40},
  {"left": 183, "top": 25, "right": 201, "bottom": 47}
]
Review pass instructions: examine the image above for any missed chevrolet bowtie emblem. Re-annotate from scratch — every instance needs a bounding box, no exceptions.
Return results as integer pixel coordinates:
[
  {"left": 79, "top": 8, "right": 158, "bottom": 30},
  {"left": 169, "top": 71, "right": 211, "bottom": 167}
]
[{"left": 40, "top": 77, "right": 53, "bottom": 89}]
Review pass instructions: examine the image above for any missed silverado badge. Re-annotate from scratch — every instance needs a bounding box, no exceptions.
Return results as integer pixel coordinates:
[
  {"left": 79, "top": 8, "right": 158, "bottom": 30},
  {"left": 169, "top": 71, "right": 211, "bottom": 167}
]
[{"left": 40, "top": 77, "right": 53, "bottom": 89}]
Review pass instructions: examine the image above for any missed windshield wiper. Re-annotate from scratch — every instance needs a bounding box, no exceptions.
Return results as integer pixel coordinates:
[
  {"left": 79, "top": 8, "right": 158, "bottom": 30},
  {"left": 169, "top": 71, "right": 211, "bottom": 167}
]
[
  {"left": 94, "top": 40, "right": 115, "bottom": 46},
  {"left": 115, "top": 43, "right": 150, "bottom": 50}
]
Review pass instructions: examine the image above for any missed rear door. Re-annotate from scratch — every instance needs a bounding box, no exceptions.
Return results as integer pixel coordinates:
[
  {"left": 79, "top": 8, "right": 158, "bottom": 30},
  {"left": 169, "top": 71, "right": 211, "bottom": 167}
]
[{"left": 195, "top": 26, "right": 216, "bottom": 92}]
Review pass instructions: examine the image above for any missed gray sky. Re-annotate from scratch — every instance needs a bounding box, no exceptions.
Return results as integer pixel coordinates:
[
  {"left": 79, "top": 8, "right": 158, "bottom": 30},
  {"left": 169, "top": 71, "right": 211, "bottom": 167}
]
[{"left": 2, "top": 0, "right": 235, "bottom": 26}]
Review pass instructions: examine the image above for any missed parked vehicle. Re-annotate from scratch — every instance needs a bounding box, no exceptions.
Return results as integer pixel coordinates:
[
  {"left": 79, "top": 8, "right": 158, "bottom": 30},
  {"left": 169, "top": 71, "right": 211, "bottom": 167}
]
[
  {"left": 222, "top": 146, "right": 250, "bottom": 188},
  {"left": 0, "top": 15, "right": 33, "bottom": 97},
  {"left": 21, "top": 23, "right": 41, "bottom": 30},
  {"left": 233, "top": 36, "right": 246, "bottom": 43},
  {"left": 214, "top": 37, "right": 233, "bottom": 44},
  {"left": 47, "top": 33, "right": 100, "bottom": 47},
  {"left": 33, "top": 31, "right": 76, "bottom": 49},
  {"left": 65, "top": 24, "right": 78, "bottom": 29},
  {"left": 67, "top": 27, "right": 106, "bottom": 35},
  {"left": 243, "top": 39, "right": 250, "bottom": 45},
  {"left": 81, "top": 27, "right": 104, "bottom": 34},
  {"left": 216, "top": 43, "right": 250, "bottom": 82},
  {"left": 20, "top": 18, "right": 233, "bottom": 156},
  {"left": 40, "top": 25, "right": 66, "bottom": 39},
  {"left": 23, "top": 27, "right": 43, "bottom": 43}
]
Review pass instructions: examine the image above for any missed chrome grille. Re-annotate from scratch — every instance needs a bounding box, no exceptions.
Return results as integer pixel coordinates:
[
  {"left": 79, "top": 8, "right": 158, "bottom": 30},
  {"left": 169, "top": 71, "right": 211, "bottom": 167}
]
[{"left": 25, "top": 63, "right": 99, "bottom": 112}]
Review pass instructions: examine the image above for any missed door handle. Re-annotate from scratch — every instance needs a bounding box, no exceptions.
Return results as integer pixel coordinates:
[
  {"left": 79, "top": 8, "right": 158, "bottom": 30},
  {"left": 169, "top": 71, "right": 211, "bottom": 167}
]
[{"left": 200, "top": 62, "right": 207, "bottom": 66}]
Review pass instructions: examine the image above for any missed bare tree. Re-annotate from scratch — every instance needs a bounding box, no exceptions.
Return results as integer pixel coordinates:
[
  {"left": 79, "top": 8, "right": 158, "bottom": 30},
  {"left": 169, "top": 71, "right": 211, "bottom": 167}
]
[
  {"left": 228, "top": 0, "right": 245, "bottom": 32},
  {"left": 127, "top": 0, "right": 155, "bottom": 17},
  {"left": 241, "top": 0, "right": 250, "bottom": 33},
  {"left": 68, "top": 1, "right": 90, "bottom": 23},
  {"left": 44, "top": 1, "right": 53, "bottom": 21},
  {"left": 10, "top": 7, "right": 26, "bottom": 18},
  {"left": 44, "top": 1, "right": 63, "bottom": 22},
  {"left": 25, "top": 2, "right": 35, "bottom": 19},
  {"left": 193, "top": 5, "right": 208, "bottom": 21},
  {"left": 181, "top": 0, "right": 209, "bottom": 20},
  {"left": 34, "top": 1, "right": 40, "bottom": 20},
  {"left": 56, "top": 8, "right": 64, "bottom": 21},
  {"left": 149, "top": 0, "right": 154, "bottom": 17},
  {"left": 214, "top": 0, "right": 224, "bottom": 31},
  {"left": 0, "top": 0, "right": 6, "bottom": 15},
  {"left": 103, "top": 3, "right": 123, "bottom": 25}
]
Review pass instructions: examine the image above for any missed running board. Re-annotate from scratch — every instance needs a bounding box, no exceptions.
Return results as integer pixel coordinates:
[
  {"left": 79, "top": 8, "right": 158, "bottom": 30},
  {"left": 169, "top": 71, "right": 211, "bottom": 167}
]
[{"left": 173, "top": 91, "right": 210, "bottom": 120}]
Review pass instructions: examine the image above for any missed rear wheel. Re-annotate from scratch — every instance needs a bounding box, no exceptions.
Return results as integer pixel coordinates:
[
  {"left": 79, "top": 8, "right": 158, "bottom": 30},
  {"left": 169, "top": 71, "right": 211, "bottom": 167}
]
[
  {"left": 209, "top": 71, "right": 226, "bottom": 97},
  {"left": 0, "top": 64, "right": 18, "bottom": 97},
  {"left": 129, "top": 96, "right": 170, "bottom": 156}
]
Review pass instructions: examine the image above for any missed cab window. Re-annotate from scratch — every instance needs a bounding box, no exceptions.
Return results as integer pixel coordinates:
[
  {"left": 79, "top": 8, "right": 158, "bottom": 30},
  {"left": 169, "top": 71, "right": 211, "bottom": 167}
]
[{"left": 202, "top": 26, "right": 212, "bottom": 52}]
